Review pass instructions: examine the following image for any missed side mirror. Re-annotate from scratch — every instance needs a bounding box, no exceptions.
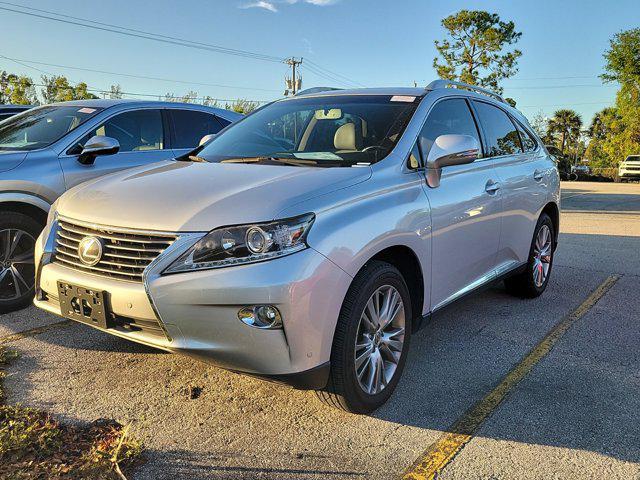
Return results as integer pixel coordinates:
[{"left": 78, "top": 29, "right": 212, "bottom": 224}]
[
  {"left": 199, "top": 133, "right": 217, "bottom": 147},
  {"left": 78, "top": 135, "right": 120, "bottom": 165},
  {"left": 424, "top": 134, "right": 480, "bottom": 188}
]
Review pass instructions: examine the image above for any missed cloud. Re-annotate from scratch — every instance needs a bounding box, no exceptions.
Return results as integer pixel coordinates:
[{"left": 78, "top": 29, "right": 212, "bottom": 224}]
[
  {"left": 240, "top": 1, "right": 278, "bottom": 12},
  {"left": 240, "top": 0, "right": 339, "bottom": 12}
]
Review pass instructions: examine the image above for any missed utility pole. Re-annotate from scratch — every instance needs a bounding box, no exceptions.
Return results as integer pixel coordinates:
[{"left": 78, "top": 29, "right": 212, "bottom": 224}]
[{"left": 284, "top": 57, "right": 303, "bottom": 96}]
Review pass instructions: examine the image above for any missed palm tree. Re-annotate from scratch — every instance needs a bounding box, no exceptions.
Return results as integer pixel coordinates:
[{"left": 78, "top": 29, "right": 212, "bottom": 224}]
[{"left": 547, "top": 109, "right": 583, "bottom": 154}]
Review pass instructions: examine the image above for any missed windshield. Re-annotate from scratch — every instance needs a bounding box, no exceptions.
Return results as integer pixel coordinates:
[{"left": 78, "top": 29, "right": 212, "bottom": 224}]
[
  {"left": 195, "top": 95, "right": 421, "bottom": 167},
  {"left": 0, "top": 105, "right": 103, "bottom": 151}
]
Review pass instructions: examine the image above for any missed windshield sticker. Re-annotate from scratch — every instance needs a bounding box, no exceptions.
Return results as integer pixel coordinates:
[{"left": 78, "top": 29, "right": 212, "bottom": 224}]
[
  {"left": 390, "top": 96, "right": 416, "bottom": 102},
  {"left": 78, "top": 107, "right": 96, "bottom": 114},
  {"left": 294, "top": 152, "right": 342, "bottom": 160}
]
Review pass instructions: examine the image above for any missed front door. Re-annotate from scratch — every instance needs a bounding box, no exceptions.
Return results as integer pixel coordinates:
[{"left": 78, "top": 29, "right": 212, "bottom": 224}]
[
  {"left": 418, "top": 98, "right": 502, "bottom": 310},
  {"left": 60, "top": 108, "right": 170, "bottom": 189}
]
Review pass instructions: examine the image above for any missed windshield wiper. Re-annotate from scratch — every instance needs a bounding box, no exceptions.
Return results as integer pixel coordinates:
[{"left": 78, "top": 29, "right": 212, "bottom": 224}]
[{"left": 221, "top": 156, "right": 317, "bottom": 167}]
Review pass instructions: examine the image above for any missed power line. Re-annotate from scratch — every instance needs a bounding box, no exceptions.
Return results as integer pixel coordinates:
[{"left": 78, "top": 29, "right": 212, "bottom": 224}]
[
  {"left": 0, "top": 4, "right": 284, "bottom": 63},
  {"left": 304, "top": 59, "right": 366, "bottom": 88},
  {"left": 0, "top": 54, "right": 282, "bottom": 93}
]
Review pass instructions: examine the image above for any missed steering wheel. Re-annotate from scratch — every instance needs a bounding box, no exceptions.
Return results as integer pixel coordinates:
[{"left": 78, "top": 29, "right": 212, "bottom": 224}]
[{"left": 362, "top": 145, "right": 387, "bottom": 153}]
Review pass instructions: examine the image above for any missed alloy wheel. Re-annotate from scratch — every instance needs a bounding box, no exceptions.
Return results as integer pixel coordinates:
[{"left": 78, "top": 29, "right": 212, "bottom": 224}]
[
  {"left": 0, "top": 228, "right": 36, "bottom": 301},
  {"left": 533, "top": 224, "right": 552, "bottom": 288},
  {"left": 354, "top": 285, "right": 406, "bottom": 395}
]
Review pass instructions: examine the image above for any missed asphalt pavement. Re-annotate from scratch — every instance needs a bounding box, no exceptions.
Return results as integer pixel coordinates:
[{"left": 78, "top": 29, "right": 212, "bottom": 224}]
[{"left": 2, "top": 181, "right": 639, "bottom": 479}]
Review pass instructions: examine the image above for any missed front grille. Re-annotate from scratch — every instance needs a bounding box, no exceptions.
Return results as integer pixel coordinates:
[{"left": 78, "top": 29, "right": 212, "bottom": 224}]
[{"left": 54, "top": 217, "right": 177, "bottom": 282}]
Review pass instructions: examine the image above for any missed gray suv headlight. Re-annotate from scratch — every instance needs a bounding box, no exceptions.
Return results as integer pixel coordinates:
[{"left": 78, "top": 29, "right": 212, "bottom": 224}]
[{"left": 163, "top": 213, "right": 315, "bottom": 273}]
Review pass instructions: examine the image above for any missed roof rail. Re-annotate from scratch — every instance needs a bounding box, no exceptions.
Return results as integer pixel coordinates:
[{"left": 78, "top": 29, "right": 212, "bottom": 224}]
[
  {"left": 294, "top": 87, "right": 342, "bottom": 96},
  {"left": 426, "top": 79, "right": 505, "bottom": 104}
]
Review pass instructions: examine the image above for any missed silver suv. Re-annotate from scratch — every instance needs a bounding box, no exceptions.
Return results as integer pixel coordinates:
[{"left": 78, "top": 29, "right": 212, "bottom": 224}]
[
  {"left": 34, "top": 82, "right": 560, "bottom": 413},
  {"left": 0, "top": 100, "right": 240, "bottom": 312}
]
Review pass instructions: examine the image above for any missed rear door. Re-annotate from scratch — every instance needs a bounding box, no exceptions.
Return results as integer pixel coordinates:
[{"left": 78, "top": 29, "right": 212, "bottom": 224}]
[
  {"left": 167, "top": 109, "right": 228, "bottom": 158},
  {"left": 420, "top": 98, "right": 503, "bottom": 311},
  {"left": 472, "top": 100, "right": 548, "bottom": 272},
  {"left": 60, "top": 108, "right": 170, "bottom": 189}
]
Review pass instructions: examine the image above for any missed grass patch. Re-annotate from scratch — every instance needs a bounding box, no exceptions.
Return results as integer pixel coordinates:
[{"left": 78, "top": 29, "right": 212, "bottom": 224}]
[{"left": 0, "top": 347, "right": 142, "bottom": 479}]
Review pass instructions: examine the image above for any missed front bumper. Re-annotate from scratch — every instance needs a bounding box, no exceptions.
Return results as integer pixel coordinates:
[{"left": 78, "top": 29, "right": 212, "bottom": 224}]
[
  {"left": 34, "top": 222, "right": 352, "bottom": 388},
  {"left": 619, "top": 167, "right": 640, "bottom": 178}
]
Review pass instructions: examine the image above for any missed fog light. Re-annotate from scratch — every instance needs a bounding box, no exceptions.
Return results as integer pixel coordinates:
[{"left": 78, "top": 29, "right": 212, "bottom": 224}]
[{"left": 238, "top": 305, "right": 282, "bottom": 329}]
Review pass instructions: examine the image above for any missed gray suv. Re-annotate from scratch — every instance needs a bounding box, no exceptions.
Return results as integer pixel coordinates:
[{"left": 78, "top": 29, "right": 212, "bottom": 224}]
[
  {"left": 34, "top": 82, "right": 560, "bottom": 412},
  {"left": 0, "top": 99, "right": 240, "bottom": 312}
]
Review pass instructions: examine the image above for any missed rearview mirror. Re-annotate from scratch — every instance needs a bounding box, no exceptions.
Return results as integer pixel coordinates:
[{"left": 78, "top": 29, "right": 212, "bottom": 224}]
[
  {"left": 424, "top": 134, "right": 480, "bottom": 188},
  {"left": 78, "top": 135, "right": 120, "bottom": 165},
  {"left": 199, "top": 133, "right": 217, "bottom": 147}
]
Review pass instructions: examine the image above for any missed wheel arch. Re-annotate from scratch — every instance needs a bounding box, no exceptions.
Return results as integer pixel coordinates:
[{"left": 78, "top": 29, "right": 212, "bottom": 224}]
[
  {"left": 360, "top": 245, "right": 425, "bottom": 332},
  {"left": 541, "top": 202, "right": 560, "bottom": 250},
  {"left": 0, "top": 200, "right": 48, "bottom": 226}
]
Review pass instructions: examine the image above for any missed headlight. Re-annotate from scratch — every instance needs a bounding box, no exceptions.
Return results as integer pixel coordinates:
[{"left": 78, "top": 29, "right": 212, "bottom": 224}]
[{"left": 164, "top": 213, "right": 315, "bottom": 273}]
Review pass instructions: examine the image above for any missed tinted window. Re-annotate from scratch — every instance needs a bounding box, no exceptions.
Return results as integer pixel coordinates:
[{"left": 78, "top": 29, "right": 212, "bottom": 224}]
[
  {"left": 418, "top": 98, "right": 481, "bottom": 159},
  {"left": 473, "top": 101, "right": 522, "bottom": 156},
  {"left": 515, "top": 121, "right": 537, "bottom": 152},
  {"left": 170, "top": 110, "right": 225, "bottom": 149},
  {"left": 71, "top": 109, "right": 164, "bottom": 154}
]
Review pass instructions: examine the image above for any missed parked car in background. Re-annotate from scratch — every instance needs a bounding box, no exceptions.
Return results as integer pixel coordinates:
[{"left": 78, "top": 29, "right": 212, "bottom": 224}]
[
  {"left": 0, "top": 99, "right": 241, "bottom": 312},
  {"left": 617, "top": 155, "right": 640, "bottom": 182},
  {"left": 34, "top": 81, "right": 560, "bottom": 413},
  {"left": 0, "top": 104, "right": 32, "bottom": 122}
]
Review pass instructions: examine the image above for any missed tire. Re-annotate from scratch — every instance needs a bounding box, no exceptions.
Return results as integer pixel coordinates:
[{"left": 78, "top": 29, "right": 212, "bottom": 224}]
[
  {"left": 316, "top": 260, "right": 412, "bottom": 414},
  {"left": 504, "top": 213, "right": 555, "bottom": 299},
  {"left": 0, "top": 211, "right": 42, "bottom": 314}
]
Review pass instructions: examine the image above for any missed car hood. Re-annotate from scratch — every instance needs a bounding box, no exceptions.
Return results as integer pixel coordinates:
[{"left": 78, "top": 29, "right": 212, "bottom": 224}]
[
  {"left": 0, "top": 151, "right": 28, "bottom": 173},
  {"left": 57, "top": 160, "right": 371, "bottom": 232}
]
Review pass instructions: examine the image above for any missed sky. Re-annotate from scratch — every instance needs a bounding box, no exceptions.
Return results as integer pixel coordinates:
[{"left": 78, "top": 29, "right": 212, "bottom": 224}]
[{"left": 1, "top": 0, "right": 639, "bottom": 124}]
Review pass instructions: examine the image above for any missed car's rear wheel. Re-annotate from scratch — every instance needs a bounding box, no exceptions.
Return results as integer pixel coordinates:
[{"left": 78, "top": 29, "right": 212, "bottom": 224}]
[
  {"left": 0, "top": 212, "right": 40, "bottom": 314},
  {"left": 316, "top": 260, "right": 412, "bottom": 413},
  {"left": 505, "top": 213, "right": 555, "bottom": 298}
]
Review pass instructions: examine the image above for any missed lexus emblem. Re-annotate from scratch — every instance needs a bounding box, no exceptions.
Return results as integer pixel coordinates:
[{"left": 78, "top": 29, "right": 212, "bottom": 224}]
[{"left": 77, "top": 236, "right": 104, "bottom": 266}]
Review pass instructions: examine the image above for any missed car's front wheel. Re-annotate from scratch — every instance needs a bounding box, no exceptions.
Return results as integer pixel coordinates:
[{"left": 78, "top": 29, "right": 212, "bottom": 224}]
[
  {"left": 316, "top": 260, "right": 412, "bottom": 413},
  {"left": 505, "top": 213, "right": 555, "bottom": 298},
  {"left": 0, "top": 211, "right": 40, "bottom": 314}
]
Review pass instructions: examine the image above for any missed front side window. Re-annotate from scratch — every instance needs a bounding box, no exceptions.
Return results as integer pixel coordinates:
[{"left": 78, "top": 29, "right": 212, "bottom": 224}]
[
  {"left": 169, "top": 110, "right": 225, "bottom": 149},
  {"left": 0, "top": 106, "right": 102, "bottom": 151},
  {"left": 195, "top": 95, "right": 421, "bottom": 167},
  {"left": 473, "top": 101, "right": 522, "bottom": 157},
  {"left": 70, "top": 109, "right": 164, "bottom": 154},
  {"left": 418, "top": 98, "right": 481, "bottom": 159}
]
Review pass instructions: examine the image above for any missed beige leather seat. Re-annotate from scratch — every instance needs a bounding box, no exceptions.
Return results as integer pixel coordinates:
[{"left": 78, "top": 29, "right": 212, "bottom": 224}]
[{"left": 334, "top": 123, "right": 359, "bottom": 152}]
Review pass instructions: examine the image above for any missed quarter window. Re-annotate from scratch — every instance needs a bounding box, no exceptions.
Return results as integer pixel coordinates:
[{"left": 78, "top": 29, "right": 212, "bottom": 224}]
[
  {"left": 418, "top": 99, "right": 481, "bottom": 160},
  {"left": 472, "top": 101, "right": 522, "bottom": 157},
  {"left": 514, "top": 121, "right": 537, "bottom": 152},
  {"left": 169, "top": 110, "right": 226, "bottom": 149},
  {"left": 70, "top": 109, "right": 164, "bottom": 155}
]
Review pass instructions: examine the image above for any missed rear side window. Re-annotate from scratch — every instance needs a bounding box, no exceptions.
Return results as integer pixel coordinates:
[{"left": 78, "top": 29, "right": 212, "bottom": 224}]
[
  {"left": 473, "top": 101, "right": 522, "bottom": 157},
  {"left": 418, "top": 98, "right": 481, "bottom": 159},
  {"left": 170, "top": 110, "right": 225, "bottom": 149},
  {"left": 514, "top": 121, "right": 537, "bottom": 152}
]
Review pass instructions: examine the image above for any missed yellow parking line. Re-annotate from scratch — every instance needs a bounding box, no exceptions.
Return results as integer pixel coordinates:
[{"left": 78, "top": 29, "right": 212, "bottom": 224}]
[
  {"left": 402, "top": 274, "right": 620, "bottom": 480},
  {"left": 0, "top": 320, "right": 72, "bottom": 345}
]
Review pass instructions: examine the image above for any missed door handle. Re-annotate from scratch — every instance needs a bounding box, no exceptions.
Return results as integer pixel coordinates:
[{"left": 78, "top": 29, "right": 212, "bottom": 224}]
[
  {"left": 534, "top": 169, "right": 545, "bottom": 181},
  {"left": 485, "top": 180, "right": 500, "bottom": 194}
]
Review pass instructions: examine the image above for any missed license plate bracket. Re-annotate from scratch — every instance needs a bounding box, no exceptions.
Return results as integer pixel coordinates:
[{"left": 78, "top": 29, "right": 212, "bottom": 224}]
[{"left": 57, "top": 282, "right": 112, "bottom": 329}]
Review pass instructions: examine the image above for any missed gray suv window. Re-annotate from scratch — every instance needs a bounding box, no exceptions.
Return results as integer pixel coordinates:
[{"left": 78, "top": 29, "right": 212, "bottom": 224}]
[
  {"left": 472, "top": 101, "right": 522, "bottom": 157},
  {"left": 514, "top": 121, "right": 537, "bottom": 152},
  {"left": 418, "top": 98, "right": 481, "bottom": 159},
  {"left": 169, "top": 110, "right": 225, "bottom": 149},
  {"left": 70, "top": 109, "right": 164, "bottom": 154}
]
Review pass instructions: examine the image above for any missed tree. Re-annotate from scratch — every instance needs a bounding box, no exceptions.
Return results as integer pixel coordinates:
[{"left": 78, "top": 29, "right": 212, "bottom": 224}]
[
  {"left": 226, "top": 99, "right": 259, "bottom": 114},
  {"left": 433, "top": 10, "right": 522, "bottom": 94},
  {"left": 530, "top": 110, "right": 548, "bottom": 140},
  {"left": 108, "top": 84, "right": 123, "bottom": 99},
  {"left": 547, "top": 109, "right": 583, "bottom": 155},
  {"left": 601, "top": 28, "right": 640, "bottom": 89},
  {"left": 40, "top": 75, "right": 98, "bottom": 103},
  {"left": 0, "top": 71, "right": 38, "bottom": 105}
]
